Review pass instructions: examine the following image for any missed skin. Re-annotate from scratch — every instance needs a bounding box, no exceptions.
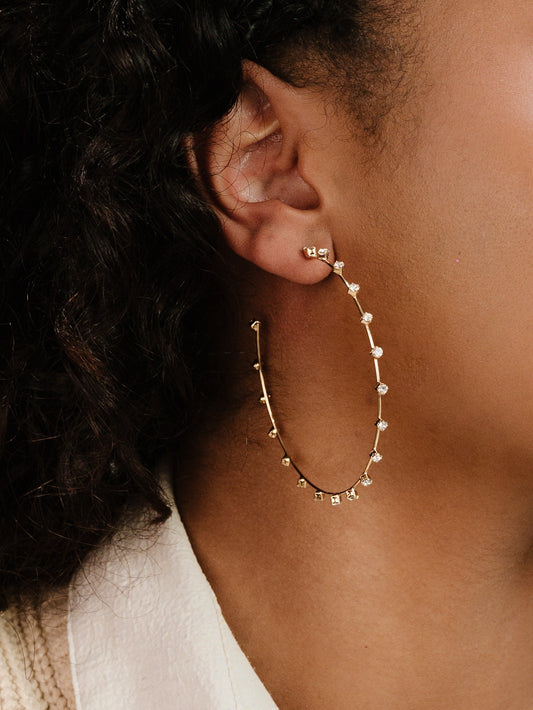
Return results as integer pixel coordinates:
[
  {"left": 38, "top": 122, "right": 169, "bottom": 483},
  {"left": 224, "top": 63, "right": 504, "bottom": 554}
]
[{"left": 175, "top": 1, "right": 533, "bottom": 707}]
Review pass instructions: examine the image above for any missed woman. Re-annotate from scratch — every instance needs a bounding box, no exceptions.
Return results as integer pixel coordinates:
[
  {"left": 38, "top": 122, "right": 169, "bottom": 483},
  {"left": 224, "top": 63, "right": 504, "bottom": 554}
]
[{"left": 1, "top": 0, "right": 531, "bottom": 707}]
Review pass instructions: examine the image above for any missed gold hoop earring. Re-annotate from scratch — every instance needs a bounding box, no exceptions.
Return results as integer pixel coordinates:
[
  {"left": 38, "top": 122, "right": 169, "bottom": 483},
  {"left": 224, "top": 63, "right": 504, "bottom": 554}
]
[{"left": 250, "top": 246, "right": 388, "bottom": 506}]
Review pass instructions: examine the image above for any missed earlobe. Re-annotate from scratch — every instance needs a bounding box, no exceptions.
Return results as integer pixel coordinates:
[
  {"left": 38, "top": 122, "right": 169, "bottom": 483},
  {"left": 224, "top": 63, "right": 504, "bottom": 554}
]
[{"left": 191, "top": 63, "right": 333, "bottom": 284}]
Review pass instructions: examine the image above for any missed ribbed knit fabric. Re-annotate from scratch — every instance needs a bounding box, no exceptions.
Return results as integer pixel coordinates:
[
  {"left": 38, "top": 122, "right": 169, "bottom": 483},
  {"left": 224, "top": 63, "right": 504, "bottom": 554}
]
[{"left": 0, "top": 599, "right": 74, "bottom": 710}]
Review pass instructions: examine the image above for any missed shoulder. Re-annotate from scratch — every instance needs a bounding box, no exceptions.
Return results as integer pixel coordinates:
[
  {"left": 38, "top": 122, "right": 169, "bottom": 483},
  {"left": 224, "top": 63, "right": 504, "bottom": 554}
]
[{"left": 0, "top": 593, "right": 76, "bottom": 709}]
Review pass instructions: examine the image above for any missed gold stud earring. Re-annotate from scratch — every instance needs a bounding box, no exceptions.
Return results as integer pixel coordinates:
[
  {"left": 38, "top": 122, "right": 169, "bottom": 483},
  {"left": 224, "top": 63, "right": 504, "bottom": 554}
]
[{"left": 250, "top": 247, "right": 388, "bottom": 506}]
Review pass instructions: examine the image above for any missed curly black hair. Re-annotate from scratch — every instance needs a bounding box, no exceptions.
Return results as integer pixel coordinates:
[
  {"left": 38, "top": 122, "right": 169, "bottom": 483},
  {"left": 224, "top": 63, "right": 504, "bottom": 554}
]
[{"left": 0, "top": 0, "right": 414, "bottom": 609}]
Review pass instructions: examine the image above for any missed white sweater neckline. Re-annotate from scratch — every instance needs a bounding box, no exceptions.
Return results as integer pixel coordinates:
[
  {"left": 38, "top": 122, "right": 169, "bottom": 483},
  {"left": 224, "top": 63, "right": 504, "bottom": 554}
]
[{"left": 68, "top": 460, "right": 278, "bottom": 710}]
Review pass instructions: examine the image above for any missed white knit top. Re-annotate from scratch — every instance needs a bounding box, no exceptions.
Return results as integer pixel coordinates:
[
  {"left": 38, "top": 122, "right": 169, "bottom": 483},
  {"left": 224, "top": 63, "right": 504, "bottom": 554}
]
[
  {"left": 0, "top": 468, "right": 278, "bottom": 709},
  {"left": 0, "top": 596, "right": 73, "bottom": 708}
]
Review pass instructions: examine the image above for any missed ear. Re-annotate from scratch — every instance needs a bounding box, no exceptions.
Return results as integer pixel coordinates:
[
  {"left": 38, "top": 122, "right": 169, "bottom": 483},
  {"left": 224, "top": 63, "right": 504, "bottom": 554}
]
[{"left": 191, "top": 62, "right": 334, "bottom": 284}]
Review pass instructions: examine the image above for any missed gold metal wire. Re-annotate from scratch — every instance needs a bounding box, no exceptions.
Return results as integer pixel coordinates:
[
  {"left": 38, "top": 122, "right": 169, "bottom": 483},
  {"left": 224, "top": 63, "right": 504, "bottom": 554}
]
[{"left": 250, "top": 247, "right": 388, "bottom": 505}]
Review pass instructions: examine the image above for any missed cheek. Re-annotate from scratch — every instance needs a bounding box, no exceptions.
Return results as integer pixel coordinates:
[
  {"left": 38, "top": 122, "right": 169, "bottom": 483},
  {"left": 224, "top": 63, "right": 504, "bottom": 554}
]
[
  {"left": 367, "top": 22, "right": 533, "bottom": 452},
  {"left": 407, "top": 36, "right": 533, "bottom": 321},
  {"left": 432, "top": 51, "right": 533, "bottom": 226}
]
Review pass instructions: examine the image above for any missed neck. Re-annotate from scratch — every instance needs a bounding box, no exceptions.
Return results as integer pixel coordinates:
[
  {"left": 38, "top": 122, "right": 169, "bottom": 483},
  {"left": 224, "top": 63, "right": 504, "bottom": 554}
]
[
  {"left": 174, "top": 269, "right": 533, "bottom": 574},
  {"left": 172, "top": 270, "right": 533, "bottom": 707}
]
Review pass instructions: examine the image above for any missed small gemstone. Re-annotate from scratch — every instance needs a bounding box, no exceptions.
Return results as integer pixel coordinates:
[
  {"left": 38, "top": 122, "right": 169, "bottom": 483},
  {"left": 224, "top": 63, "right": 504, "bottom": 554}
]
[
  {"left": 376, "top": 383, "right": 389, "bottom": 395},
  {"left": 250, "top": 320, "right": 260, "bottom": 332},
  {"left": 268, "top": 428, "right": 278, "bottom": 439},
  {"left": 317, "top": 248, "right": 330, "bottom": 260},
  {"left": 371, "top": 346, "right": 383, "bottom": 358},
  {"left": 331, "top": 495, "right": 341, "bottom": 506},
  {"left": 360, "top": 472, "right": 373, "bottom": 486},
  {"left": 348, "top": 283, "right": 360, "bottom": 295},
  {"left": 252, "top": 360, "right": 260, "bottom": 371},
  {"left": 376, "top": 419, "right": 388, "bottom": 431},
  {"left": 370, "top": 451, "right": 382, "bottom": 463},
  {"left": 333, "top": 260, "right": 345, "bottom": 274},
  {"left": 303, "top": 246, "right": 317, "bottom": 259},
  {"left": 346, "top": 488, "right": 359, "bottom": 501},
  {"left": 314, "top": 491, "right": 325, "bottom": 501},
  {"left": 360, "top": 312, "right": 373, "bottom": 324},
  {"left": 297, "top": 478, "right": 307, "bottom": 488},
  {"left": 281, "top": 456, "right": 291, "bottom": 467}
]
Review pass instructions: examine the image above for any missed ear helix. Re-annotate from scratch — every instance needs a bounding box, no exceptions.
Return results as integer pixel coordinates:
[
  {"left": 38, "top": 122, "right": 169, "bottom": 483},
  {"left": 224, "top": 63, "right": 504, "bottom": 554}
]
[{"left": 250, "top": 246, "right": 388, "bottom": 506}]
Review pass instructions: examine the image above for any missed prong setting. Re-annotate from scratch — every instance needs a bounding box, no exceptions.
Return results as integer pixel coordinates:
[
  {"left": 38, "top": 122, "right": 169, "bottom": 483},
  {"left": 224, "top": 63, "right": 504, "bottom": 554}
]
[{"left": 346, "top": 488, "right": 359, "bottom": 501}]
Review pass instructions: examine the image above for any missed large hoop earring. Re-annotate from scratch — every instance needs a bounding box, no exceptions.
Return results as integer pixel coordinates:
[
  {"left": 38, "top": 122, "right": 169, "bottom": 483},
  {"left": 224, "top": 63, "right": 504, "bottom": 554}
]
[{"left": 250, "top": 246, "right": 388, "bottom": 506}]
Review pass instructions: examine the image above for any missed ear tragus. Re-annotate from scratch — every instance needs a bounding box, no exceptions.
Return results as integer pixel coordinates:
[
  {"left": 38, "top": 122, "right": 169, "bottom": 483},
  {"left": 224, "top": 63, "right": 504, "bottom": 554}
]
[{"left": 191, "top": 62, "right": 333, "bottom": 284}]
